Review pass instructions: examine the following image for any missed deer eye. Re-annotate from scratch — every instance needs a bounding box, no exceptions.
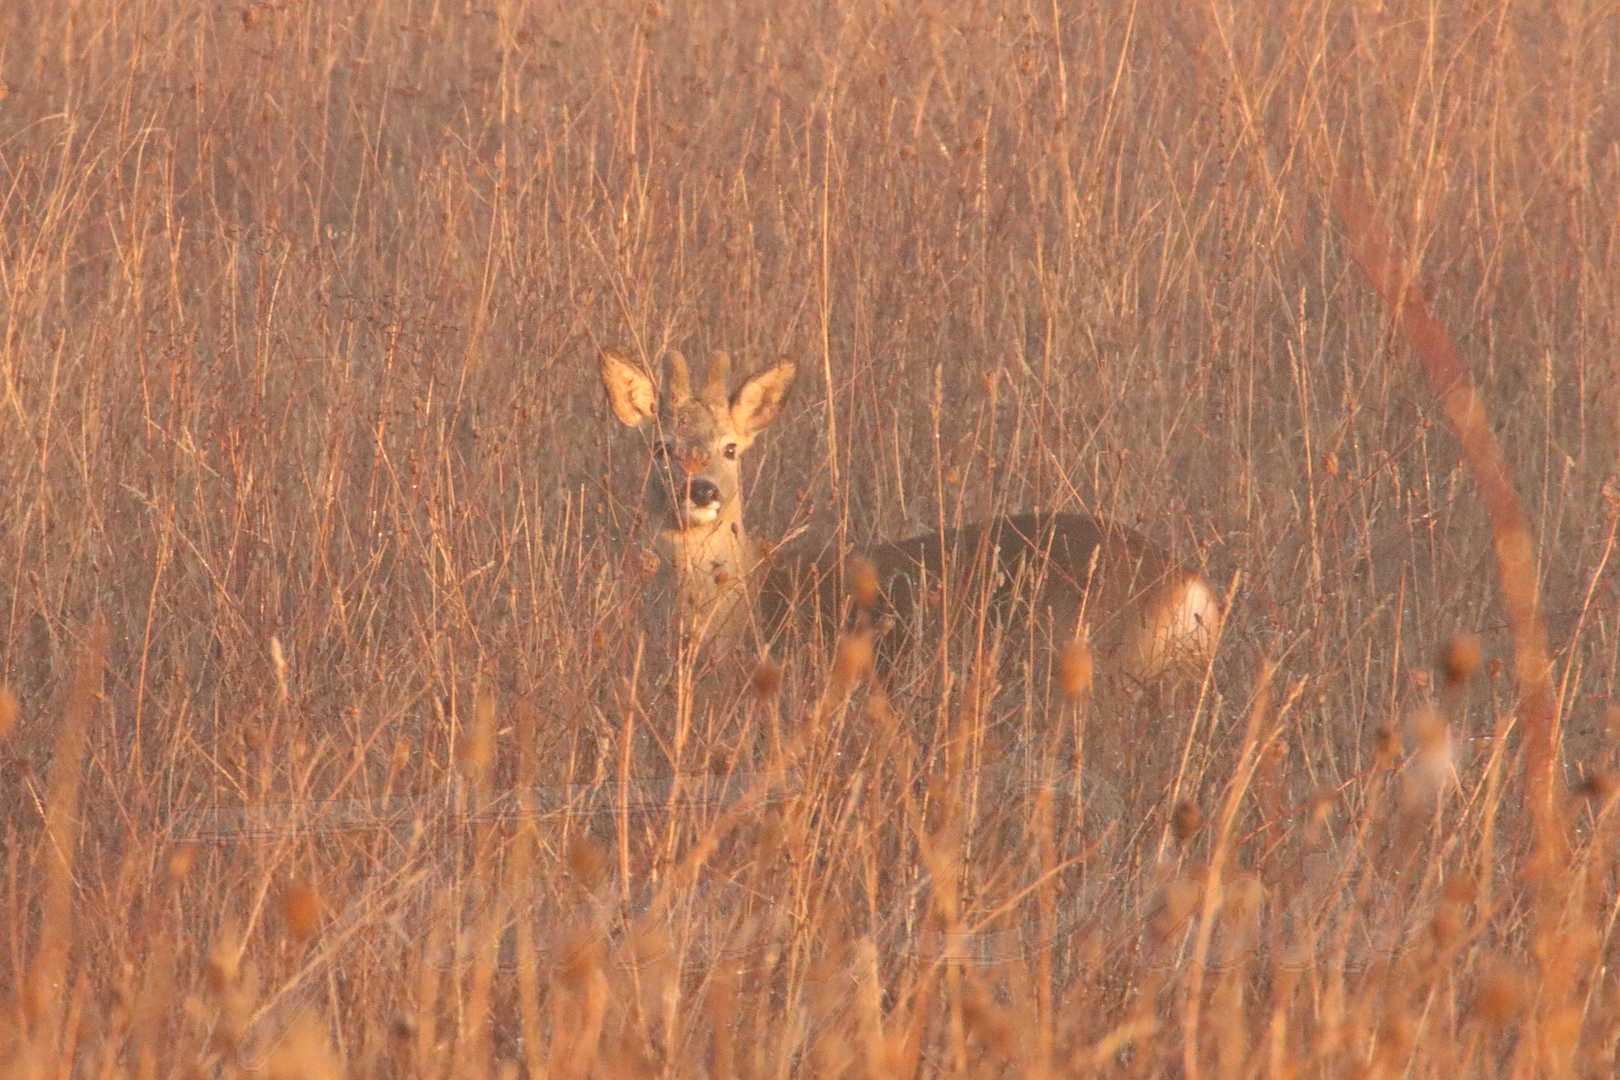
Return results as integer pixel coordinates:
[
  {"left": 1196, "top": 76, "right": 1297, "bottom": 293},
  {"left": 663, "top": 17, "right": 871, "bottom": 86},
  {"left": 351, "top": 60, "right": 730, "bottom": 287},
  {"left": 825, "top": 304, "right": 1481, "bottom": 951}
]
[{"left": 722, "top": 443, "right": 738, "bottom": 460}]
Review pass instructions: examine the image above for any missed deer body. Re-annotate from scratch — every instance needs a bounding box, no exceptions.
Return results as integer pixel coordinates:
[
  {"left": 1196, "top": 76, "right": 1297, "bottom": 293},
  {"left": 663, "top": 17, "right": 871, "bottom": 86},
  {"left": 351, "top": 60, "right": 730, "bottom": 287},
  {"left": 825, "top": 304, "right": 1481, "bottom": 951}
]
[
  {"left": 758, "top": 511, "right": 1219, "bottom": 683},
  {"left": 601, "top": 349, "right": 1219, "bottom": 681}
]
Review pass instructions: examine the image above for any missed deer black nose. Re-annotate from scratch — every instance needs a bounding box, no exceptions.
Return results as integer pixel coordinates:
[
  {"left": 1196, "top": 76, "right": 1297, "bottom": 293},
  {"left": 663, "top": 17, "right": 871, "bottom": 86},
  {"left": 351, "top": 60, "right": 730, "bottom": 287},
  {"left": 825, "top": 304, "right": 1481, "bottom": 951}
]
[{"left": 687, "top": 478, "right": 720, "bottom": 507}]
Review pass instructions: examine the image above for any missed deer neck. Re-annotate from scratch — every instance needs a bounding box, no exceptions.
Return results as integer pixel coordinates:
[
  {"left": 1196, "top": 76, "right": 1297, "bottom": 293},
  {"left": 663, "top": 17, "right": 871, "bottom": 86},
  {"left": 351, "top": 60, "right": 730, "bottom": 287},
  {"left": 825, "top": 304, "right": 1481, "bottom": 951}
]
[{"left": 656, "top": 508, "right": 759, "bottom": 649}]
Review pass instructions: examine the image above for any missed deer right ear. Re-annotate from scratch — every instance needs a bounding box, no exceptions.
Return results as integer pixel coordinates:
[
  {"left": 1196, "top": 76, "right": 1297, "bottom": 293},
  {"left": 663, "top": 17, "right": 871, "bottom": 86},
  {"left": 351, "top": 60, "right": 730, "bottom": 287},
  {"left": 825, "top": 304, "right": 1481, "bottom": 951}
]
[
  {"left": 731, "top": 359, "right": 797, "bottom": 437},
  {"left": 599, "top": 349, "right": 658, "bottom": 428}
]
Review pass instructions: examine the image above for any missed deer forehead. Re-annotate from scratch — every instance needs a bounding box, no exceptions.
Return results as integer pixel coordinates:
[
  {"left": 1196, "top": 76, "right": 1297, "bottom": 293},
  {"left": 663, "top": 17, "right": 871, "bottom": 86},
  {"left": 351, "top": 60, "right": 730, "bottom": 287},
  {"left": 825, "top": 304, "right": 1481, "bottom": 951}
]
[{"left": 664, "top": 399, "right": 738, "bottom": 445}]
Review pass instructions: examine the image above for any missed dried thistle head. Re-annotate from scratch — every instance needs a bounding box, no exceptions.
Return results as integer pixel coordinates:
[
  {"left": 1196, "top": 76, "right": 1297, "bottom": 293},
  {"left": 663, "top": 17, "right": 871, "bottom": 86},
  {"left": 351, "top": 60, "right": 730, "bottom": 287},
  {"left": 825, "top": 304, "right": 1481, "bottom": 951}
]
[
  {"left": 1409, "top": 704, "right": 1454, "bottom": 790},
  {"left": 567, "top": 836, "right": 609, "bottom": 891},
  {"left": 1429, "top": 898, "right": 1464, "bottom": 948},
  {"left": 1171, "top": 800, "right": 1202, "bottom": 843},
  {"left": 865, "top": 688, "right": 898, "bottom": 740},
  {"left": 207, "top": 920, "right": 243, "bottom": 994},
  {"left": 754, "top": 810, "right": 786, "bottom": 863},
  {"left": 264, "top": 1010, "right": 344, "bottom": 1080},
  {"left": 559, "top": 928, "right": 606, "bottom": 990},
  {"left": 1471, "top": 960, "right": 1527, "bottom": 1029},
  {"left": 168, "top": 843, "right": 198, "bottom": 883},
  {"left": 750, "top": 657, "right": 782, "bottom": 700},
  {"left": 1308, "top": 787, "right": 1336, "bottom": 830},
  {"left": 1439, "top": 634, "right": 1482, "bottom": 687},
  {"left": 626, "top": 920, "right": 675, "bottom": 977},
  {"left": 960, "top": 983, "right": 1015, "bottom": 1057},
  {"left": 833, "top": 631, "right": 874, "bottom": 687},
  {"left": 456, "top": 684, "right": 497, "bottom": 781},
  {"left": 1150, "top": 878, "right": 1200, "bottom": 946},
  {"left": 1058, "top": 638, "right": 1093, "bottom": 701},
  {"left": 280, "top": 881, "right": 322, "bottom": 943},
  {"left": 1574, "top": 770, "right": 1616, "bottom": 804},
  {"left": 1223, "top": 873, "right": 1265, "bottom": 931},
  {"left": 1373, "top": 723, "right": 1401, "bottom": 769},
  {"left": 848, "top": 557, "right": 880, "bottom": 611}
]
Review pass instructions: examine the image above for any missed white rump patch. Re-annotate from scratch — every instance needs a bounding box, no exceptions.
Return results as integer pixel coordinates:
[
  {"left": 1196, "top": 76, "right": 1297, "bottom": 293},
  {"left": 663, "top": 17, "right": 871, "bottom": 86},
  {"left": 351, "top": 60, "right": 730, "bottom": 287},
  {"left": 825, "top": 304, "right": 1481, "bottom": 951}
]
[{"left": 1170, "top": 577, "right": 1222, "bottom": 650}]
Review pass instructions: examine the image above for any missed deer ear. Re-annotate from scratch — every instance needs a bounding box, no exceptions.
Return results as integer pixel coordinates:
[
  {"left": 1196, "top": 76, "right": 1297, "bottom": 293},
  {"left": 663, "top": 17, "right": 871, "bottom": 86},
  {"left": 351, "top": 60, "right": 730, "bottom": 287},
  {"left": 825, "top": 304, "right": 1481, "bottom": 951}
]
[
  {"left": 731, "top": 359, "right": 797, "bottom": 436},
  {"left": 599, "top": 349, "right": 657, "bottom": 428}
]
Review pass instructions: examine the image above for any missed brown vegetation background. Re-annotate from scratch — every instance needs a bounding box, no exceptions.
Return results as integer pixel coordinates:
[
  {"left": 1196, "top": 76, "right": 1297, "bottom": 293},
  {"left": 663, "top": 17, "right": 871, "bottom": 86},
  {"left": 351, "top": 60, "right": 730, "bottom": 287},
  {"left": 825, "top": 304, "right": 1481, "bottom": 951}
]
[{"left": 1, "top": 0, "right": 1617, "bottom": 1074}]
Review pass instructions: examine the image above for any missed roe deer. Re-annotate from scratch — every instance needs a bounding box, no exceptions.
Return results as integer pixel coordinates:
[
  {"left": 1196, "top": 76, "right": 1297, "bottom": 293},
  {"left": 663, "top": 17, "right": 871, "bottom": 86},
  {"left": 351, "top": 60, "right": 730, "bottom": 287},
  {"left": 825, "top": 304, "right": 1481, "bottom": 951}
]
[{"left": 600, "top": 348, "right": 1221, "bottom": 685}]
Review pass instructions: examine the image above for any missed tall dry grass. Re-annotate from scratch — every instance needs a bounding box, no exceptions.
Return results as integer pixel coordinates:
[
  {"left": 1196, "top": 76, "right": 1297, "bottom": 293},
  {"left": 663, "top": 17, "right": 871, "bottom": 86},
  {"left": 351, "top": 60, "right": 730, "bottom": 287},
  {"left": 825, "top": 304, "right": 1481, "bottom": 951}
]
[{"left": 1, "top": 0, "right": 1617, "bottom": 1075}]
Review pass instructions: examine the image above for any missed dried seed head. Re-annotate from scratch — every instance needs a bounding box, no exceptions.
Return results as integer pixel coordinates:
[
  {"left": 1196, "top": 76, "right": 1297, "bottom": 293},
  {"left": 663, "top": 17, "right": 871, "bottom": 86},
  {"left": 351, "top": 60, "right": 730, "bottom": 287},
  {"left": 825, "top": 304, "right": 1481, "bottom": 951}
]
[
  {"left": 456, "top": 685, "right": 497, "bottom": 780},
  {"left": 559, "top": 930, "right": 606, "bottom": 989},
  {"left": 168, "top": 844, "right": 198, "bottom": 882},
  {"left": 960, "top": 985, "right": 1014, "bottom": 1056},
  {"left": 834, "top": 631, "right": 874, "bottom": 686},
  {"left": 755, "top": 811, "right": 786, "bottom": 862},
  {"left": 1373, "top": 724, "right": 1400, "bottom": 769},
  {"left": 207, "top": 923, "right": 243, "bottom": 994},
  {"left": 1442, "top": 875, "right": 1477, "bottom": 908},
  {"left": 627, "top": 921, "right": 674, "bottom": 970},
  {"left": 1575, "top": 770, "right": 1616, "bottom": 804},
  {"left": 1429, "top": 900, "right": 1463, "bottom": 948},
  {"left": 750, "top": 658, "right": 782, "bottom": 700},
  {"left": 1472, "top": 961, "right": 1527, "bottom": 1028},
  {"left": 1378, "top": 1014, "right": 1417, "bottom": 1061},
  {"left": 865, "top": 689, "right": 897, "bottom": 737},
  {"left": 1171, "top": 800, "right": 1202, "bottom": 843},
  {"left": 264, "top": 1011, "right": 343, "bottom": 1080},
  {"left": 1410, "top": 705, "right": 1454, "bottom": 786},
  {"left": 1309, "top": 788, "right": 1336, "bottom": 828},
  {"left": 848, "top": 557, "right": 880, "bottom": 611},
  {"left": 1150, "top": 878, "right": 1200, "bottom": 944},
  {"left": 567, "top": 836, "right": 608, "bottom": 890},
  {"left": 1058, "top": 639, "right": 1093, "bottom": 701},
  {"left": 1439, "top": 634, "right": 1482, "bottom": 687},
  {"left": 1224, "top": 873, "right": 1265, "bottom": 922},
  {"left": 280, "top": 882, "right": 322, "bottom": 943}
]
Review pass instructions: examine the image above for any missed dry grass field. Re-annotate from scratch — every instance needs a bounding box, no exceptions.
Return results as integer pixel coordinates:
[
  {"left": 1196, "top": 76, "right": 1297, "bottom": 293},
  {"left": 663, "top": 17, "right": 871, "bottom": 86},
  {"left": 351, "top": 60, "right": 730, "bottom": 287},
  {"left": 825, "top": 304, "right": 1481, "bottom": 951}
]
[{"left": 2, "top": 0, "right": 1618, "bottom": 1075}]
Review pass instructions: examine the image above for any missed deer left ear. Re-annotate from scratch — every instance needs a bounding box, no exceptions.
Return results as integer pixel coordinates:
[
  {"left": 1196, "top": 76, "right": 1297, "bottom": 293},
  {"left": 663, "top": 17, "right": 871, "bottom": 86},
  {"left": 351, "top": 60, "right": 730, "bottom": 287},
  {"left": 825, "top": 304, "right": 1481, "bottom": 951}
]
[
  {"left": 731, "top": 359, "right": 797, "bottom": 436},
  {"left": 599, "top": 349, "right": 658, "bottom": 428}
]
